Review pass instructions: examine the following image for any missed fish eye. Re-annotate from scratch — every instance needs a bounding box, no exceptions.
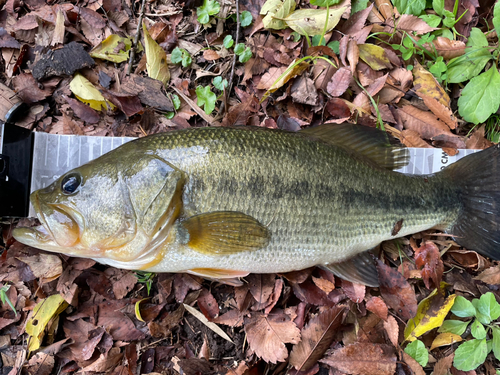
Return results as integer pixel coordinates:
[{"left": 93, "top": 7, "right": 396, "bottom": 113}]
[{"left": 61, "top": 173, "right": 82, "bottom": 195}]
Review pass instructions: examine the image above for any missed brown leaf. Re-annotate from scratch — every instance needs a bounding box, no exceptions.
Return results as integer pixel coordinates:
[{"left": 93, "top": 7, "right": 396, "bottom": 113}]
[
  {"left": 401, "top": 129, "right": 432, "bottom": 148},
  {"left": 320, "top": 343, "right": 396, "bottom": 375},
  {"left": 203, "top": 49, "right": 220, "bottom": 61},
  {"left": 292, "top": 279, "right": 334, "bottom": 306},
  {"left": 426, "top": 37, "right": 466, "bottom": 59},
  {"left": 474, "top": 266, "right": 500, "bottom": 285},
  {"left": 397, "top": 105, "right": 455, "bottom": 139},
  {"left": 16, "top": 253, "right": 62, "bottom": 281},
  {"left": 376, "top": 259, "right": 417, "bottom": 320},
  {"left": 0, "top": 28, "right": 21, "bottom": 48},
  {"left": 414, "top": 241, "right": 444, "bottom": 289},
  {"left": 97, "top": 300, "right": 147, "bottom": 341},
  {"left": 81, "top": 347, "right": 122, "bottom": 373},
  {"left": 213, "top": 309, "right": 244, "bottom": 327},
  {"left": 412, "top": 61, "right": 450, "bottom": 108},
  {"left": 341, "top": 280, "right": 365, "bottom": 303},
  {"left": 26, "top": 353, "right": 54, "bottom": 375},
  {"left": 256, "top": 66, "right": 288, "bottom": 90},
  {"left": 291, "top": 76, "right": 318, "bottom": 106},
  {"left": 341, "top": 4, "right": 374, "bottom": 35},
  {"left": 347, "top": 39, "right": 359, "bottom": 76},
  {"left": 448, "top": 250, "right": 486, "bottom": 271},
  {"left": 264, "top": 278, "right": 284, "bottom": 314},
  {"left": 221, "top": 87, "right": 259, "bottom": 127},
  {"left": 12, "top": 73, "right": 55, "bottom": 103},
  {"left": 245, "top": 311, "right": 301, "bottom": 363},
  {"left": 63, "top": 95, "right": 100, "bottom": 124},
  {"left": 197, "top": 288, "right": 219, "bottom": 320},
  {"left": 325, "top": 98, "right": 351, "bottom": 123},
  {"left": 247, "top": 274, "right": 276, "bottom": 305},
  {"left": 327, "top": 67, "right": 352, "bottom": 97},
  {"left": 394, "top": 14, "right": 437, "bottom": 34},
  {"left": 433, "top": 353, "right": 454, "bottom": 375},
  {"left": 312, "top": 276, "right": 335, "bottom": 294},
  {"left": 104, "top": 268, "right": 137, "bottom": 299},
  {"left": 104, "top": 90, "right": 144, "bottom": 117},
  {"left": 121, "top": 74, "right": 174, "bottom": 111},
  {"left": 419, "top": 93, "right": 457, "bottom": 130},
  {"left": 383, "top": 315, "right": 399, "bottom": 347},
  {"left": 466, "top": 125, "right": 493, "bottom": 150},
  {"left": 289, "top": 306, "right": 345, "bottom": 371},
  {"left": 402, "top": 351, "right": 426, "bottom": 375},
  {"left": 149, "top": 304, "right": 185, "bottom": 338},
  {"left": 174, "top": 273, "right": 202, "bottom": 303},
  {"left": 366, "top": 296, "right": 388, "bottom": 320}
]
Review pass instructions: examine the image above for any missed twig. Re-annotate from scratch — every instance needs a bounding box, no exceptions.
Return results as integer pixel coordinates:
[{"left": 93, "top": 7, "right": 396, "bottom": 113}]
[
  {"left": 219, "top": 0, "right": 240, "bottom": 114},
  {"left": 127, "top": 0, "right": 147, "bottom": 75}
]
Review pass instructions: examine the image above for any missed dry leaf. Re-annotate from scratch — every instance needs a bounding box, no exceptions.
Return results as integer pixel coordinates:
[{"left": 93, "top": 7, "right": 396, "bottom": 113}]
[
  {"left": 358, "top": 44, "right": 392, "bottom": 70},
  {"left": 474, "top": 266, "right": 500, "bottom": 285},
  {"left": 17, "top": 253, "right": 62, "bottom": 281},
  {"left": 414, "top": 241, "right": 444, "bottom": 290},
  {"left": 366, "top": 296, "right": 389, "bottom": 320},
  {"left": 327, "top": 67, "right": 352, "bottom": 97},
  {"left": 383, "top": 315, "right": 399, "bottom": 347},
  {"left": 143, "top": 21, "right": 170, "bottom": 85},
  {"left": 289, "top": 306, "right": 345, "bottom": 371}
]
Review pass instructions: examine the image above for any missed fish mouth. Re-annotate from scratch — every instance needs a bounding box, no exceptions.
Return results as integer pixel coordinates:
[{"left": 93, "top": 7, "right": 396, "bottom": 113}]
[{"left": 13, "top": 191, "right": 83, "bottom": 251}]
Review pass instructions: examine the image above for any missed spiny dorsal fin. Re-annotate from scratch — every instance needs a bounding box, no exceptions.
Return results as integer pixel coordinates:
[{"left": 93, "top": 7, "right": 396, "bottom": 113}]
[
  {"left": 321, "top": 251, "right": 379, "bottom": 287},
  {"left": 301, "top": 124, "right": 409, "bottom": 170},
  {"left": 179, "top": 211, "right": 270, "bottom": 255}
]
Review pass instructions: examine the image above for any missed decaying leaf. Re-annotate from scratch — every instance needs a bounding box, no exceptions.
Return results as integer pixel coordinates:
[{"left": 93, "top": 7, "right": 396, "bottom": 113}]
[
  {"left": 143, "top": 22, "right": 170, "bottom": 85},
  {"left": 289, "top": 306, "right": 345, "bottom": 371},
  {"left": 414, "top": 241, "right": 444, "bottom": 289},
  {"left": 430, "top": 332, "right": 462, "bottom": 350},
  {"left": 321, "top": 342, "right": 397, "bottom": 375},
  {"left": 260, "top": 0, "right": 296, "bottom": 30},
  {"left": 474, "top": 265, "right": 500, "bottom": 285},
  {"left": 90, "top": 34, "right": 132, "bottom": 63},
  {"left": 69, "top": 73, "right": 115, "bottom": 111},
  {"left": 26, "top": 294, "right": 69, "bottom": 351},
  {"left": 245, "top": 311, "right": 301, "bottom": 363},
  {"left": 366, "top": 296, "right": 389, "bottom": 320},
  {"left": 358, "top": 44, "right": 392, "bottom": 70},
  {"left": 17, "top": 253, "right": 62, "bottom": 282},
  {"left": 283, "top": 7, "right": 347, "bottom": 36}
]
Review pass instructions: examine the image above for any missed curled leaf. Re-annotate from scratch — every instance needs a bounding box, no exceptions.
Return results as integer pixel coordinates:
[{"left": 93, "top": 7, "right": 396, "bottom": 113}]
[
  {"left": 90, "top": 34, "right": 132, "bottom": 63},
  {"left": 69, "top": 73, "right": 115, "bottom": 111}
]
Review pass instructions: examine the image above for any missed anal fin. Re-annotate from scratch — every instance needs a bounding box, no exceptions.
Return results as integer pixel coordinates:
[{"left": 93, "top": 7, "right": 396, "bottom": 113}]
[
  {"left": 321, "top": 251, "right": 379, "bottom": 287},
  {"left": 187, "top": 268, "right": 250, "bottom": 286}
]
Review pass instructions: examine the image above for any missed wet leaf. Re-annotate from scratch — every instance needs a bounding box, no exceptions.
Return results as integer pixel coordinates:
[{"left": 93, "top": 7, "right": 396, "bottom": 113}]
[
  {"left": 358, "top": 44, "right": 392, "bottom": 70},
  {"left": 90, "top": 34, "right": 132, "bottom": 63},
  {"left": 245, "top": 311, "right": 301, "bottom": 363},
  {"left": 289, "top": 306, "right": 345, "bottom": 371},
  {"left": 283, "top": 7, "right": 346, "bottom": 36},
  {"left": 26, "top": 294, "right": 69, "bottom": 351},
  {"left": 143, "top": 21, "right": 170, "bottom": 85},
  {"left": 70, "top": 73, "right": 115, "bottom": 111},
  {"left": 404, "top": 289, "right": 456, "bottom": 341},
  {"left": 320, "top": 343, "right": 397, "bottom": 375}
]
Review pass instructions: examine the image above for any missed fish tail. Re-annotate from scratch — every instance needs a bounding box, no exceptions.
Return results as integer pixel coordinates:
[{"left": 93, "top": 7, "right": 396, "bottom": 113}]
[{"left": 443, "top": 144, "right": 500, "bottom": 259}]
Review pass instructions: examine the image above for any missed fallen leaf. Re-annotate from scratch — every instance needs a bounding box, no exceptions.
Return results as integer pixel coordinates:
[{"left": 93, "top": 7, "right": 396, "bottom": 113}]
[
  {"left": 358, "top": 44, "right": 392, "bottom": 70},
  {"left": 427, "top": 37, "right": 466, "bottom": 60},
  {"left": 197, "top": 288, "right": 219, "bottom": 320},
  {"left": 70, "top": 73, "right": 115, "bottom": 111},
  {"left": 404, "top": 289, "right": 456, "bottom": 341},
  {"left": 260, "top": 0, "right": 296, "bottom": 30},
  {"left": 12, "top": 73, "right": 56, "bottom": 103},
  {"left": 395, "top": 14, "right": 437, "bottom": 34},
  {"left": 320, "top": 342, "right": 397, "bottom": 375},
  {"left": 401, "top": 129, "right": 432, "bottom": 148},
  {"left": 366, "top": 296, "right": 389, "bottom": 320},
  {"left": 474, "top": 265, "right": 500, "bottom": 285},
  {"left": 26, "top": 352, "right": 54, "bottom": 375},
  {"left": 184, "top": 303, "right": 234, "bottom": 343},
  {"left": 341, "top": 279, "right": 365, "bottom": 303},
  {"left": 0, "top": 27, "right": 21, "bottom": 48},
  {"left": 26, "top": 294, "right": 69, "bottom": 351},
  {"left": 401, "top": 351, "right": 426, "bottom": 375},
  {"left": 327, "top": 67, "right": 352, "bottom": 97},
  {"left": 245, "top": 311, "right": 301, "bottom": 363},
  {"left": 414, "top": 241, "right": 444, "bottom": 290},
  {"left": 17, "top": 253, "right": 62, "bottom": 282},
  {"left": 143, "top": 21, "right": 170, "bottom": 85},
  {"left": 312, "top": 276, "right": 335, "bottom": 294},
  {"left": 291, "top": 76, "right": 318, "bottom": 105},
  {"left": 90, "top": 34, "right": 132, "bottom": 63},
  {"left": 397, "top": 105, "right": 457, "bottom": 139},
  {"left": 347, "top": 39, "right": 359, "bottom": 76},
  {"left": 104, "top": 268, "right": 137, "bottom": 299},
  {"left": 433, "top": 353, "right": 454, "bottom": 375},
  {"left": 466, "top": 126, "right": 493, "bottom": 150},
  {"left": 63, "top": 95, "right": 100, "bottom": 124},
  {"left": 283, "top": 7, "right": 346, "bottom": 36},
  {"left": 430, "top": 332, "right": 462, "bottom": 350},
  {"left": 383, "top": 315, "right": 399, "bottom": 347},
  {"left": 289, "top": 306, "right": 345, "bottom": 371},
  {"left": 377, "top": 259, "right": 417, "bottom": 320},
  {"left": 325, "top": 98, "right": 351, "bottom": 123},
  {"left": 203, "top": 49, "right": 220, "bottom": 60}
]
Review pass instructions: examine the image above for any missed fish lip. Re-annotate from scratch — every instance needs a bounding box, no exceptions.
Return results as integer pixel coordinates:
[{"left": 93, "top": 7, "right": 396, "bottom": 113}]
[{"left": 30, "top": 190, "right": 56, "bottom": 241}]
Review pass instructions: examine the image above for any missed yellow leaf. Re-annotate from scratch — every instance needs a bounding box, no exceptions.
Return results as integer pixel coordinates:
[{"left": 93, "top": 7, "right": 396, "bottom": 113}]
[
  {"left": 25, "top": 294, "right": 68, "bottom": 352},
  {"left": 430, "top": 332, "right": 462, "bottom": 350},
  {"left": 261, "top": 0, "right": 295, "bottom": 30},
  {"left": 413, "top": 61, "right": 450, "bottom": 107},
  {"left": 358, "top": 44, "right": 392, "bottom": 71},
  {"left": 142, "top": 21, "right": 170, "bottom": 85},
  {"left": 69, "top": 73, "right": 115, "bottom": 111},
  {"left": 283, "top": 7, "right": 346, "bottom": 36},
  {"left": 90, "top": 34, "right": 132, "bottom": 63},
  {"left": 135, "top": 298, "right": 149, "bottom": 322},
  {"left": 404, "top": 289, "right": 456, "bottom": 342},
  {"left": 259, "top": 60, "right": 310, "bottom": 102}
]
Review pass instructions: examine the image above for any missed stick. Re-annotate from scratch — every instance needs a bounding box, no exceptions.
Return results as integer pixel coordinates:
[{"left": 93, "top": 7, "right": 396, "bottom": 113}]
[{"left": 127, "top": 0, "right": 147, "bottom": 75}]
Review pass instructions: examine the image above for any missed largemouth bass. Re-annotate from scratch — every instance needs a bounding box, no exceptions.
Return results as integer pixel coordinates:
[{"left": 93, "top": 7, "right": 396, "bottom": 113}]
[{"left": 12, "top": 125, "right": 500, "bottom": 286}]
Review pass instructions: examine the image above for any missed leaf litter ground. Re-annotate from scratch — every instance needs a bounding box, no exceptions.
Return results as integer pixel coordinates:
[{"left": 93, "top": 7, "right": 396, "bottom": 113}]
[{"left": 2, "top": 0, "right": 500, "bottom": 373}]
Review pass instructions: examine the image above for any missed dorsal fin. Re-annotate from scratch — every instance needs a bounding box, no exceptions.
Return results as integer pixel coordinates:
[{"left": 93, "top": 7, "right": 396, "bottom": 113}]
[{"left": 301, "top": 124, "right": 409, "bottom": 170}]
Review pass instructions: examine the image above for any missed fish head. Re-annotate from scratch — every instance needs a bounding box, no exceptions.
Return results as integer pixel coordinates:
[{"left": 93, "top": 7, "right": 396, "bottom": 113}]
[{"left": 13, "top": 150, "right": 185, "bottom": 267}]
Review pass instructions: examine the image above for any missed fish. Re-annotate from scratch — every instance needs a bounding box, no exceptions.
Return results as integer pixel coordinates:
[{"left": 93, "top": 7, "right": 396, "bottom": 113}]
[{"left": 12, "top": 125, "right": 500, "bottom": 286}]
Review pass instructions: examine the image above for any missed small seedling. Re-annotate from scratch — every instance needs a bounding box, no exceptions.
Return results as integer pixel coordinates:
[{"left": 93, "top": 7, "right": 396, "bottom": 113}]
[
  {"left": 234, "top": 43, "right": 252, "bottom": 63},
  {"left": 213, "top": 76, "right": 228, "bottom": 91},
  {"left": 196, "top": 85, "right": 217, "bottom": 114},
  {"left": 165, "top": 94, "right": 181, "bottom": 119},
  {"left": 197, "top": 0, "right": 220, "bottom": 25},
  {"left": 135, "top": 271, "right": 156, "bottom": 296},
  {"left": 171, "top": 47, "right": 192, "bottom": 68},
  {"left": 240, "top": 11, "right": 253, "bottom": 27},
  {"left": 0, "top": 285, "right": 17, "bottom": 316},
  {"left": 223, "top": 35, "right": 234, "bottom": 49}
]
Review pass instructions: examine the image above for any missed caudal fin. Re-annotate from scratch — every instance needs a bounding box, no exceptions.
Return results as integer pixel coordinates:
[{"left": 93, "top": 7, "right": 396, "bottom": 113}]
[{"left": 444, "top": 144, "right": 500, "bottom": 259}]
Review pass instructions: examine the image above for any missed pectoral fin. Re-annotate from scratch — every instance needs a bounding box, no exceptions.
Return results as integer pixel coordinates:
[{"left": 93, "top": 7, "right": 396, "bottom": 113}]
[
  {"left": 187, "top": 268, "right": 250, "bottom": 286},
  {"left": 321, "top": 251, "right": 379, "bottom": 287},
  {"left": 180, "top": 211, "right": 270, "bottom": 255}
]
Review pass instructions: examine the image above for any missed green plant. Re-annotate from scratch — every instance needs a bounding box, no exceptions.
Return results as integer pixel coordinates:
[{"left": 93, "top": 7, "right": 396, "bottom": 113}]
[
  {"left": 135, "top": 271, "right": 155, "bottom": 296},
  {"left": 197, "top": 0, "right": 220, "bottom": 25},
  {"left": 234, "top": 43, "right": 252, "bottom": 63},
  {"left": 240, "top": 10, "right": 253, "bottom": 27},
  {"left": 391, "top": 33, "right": 436, "bottom": 62},
  {"left": 428, "top": 56, "right": 447, "bottom": 82},
  {"left": 0, "top": 285, "right": 17, "bottom": 316},
  {"left": 171, "top": 47, "right": 192, "bottom": 68},
  {"left": 213, "top": 76, "right": 228, "bottom": 91},
  {"left": 223, "top": 35, "right": 234, "bottom": 49},
  {"left": 165, "top": 93, "right": 181, "bottom": 119},
  {"left": 439, "top": 293, "right": 500, "bottom": 371},
  {"left": 196, "top": 85, "right": 217, "bottom": 114},
  {"left": 405, "top": 339, "right": 428, "bottom": 366}
]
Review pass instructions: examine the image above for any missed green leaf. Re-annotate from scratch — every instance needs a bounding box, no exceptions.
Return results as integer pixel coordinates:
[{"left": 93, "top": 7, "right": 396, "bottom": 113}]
[
  {"left": 403, "top": 35, "right": 414, "bottom": 48},
  {"left": 171, "top": 47, "right": 183, "bottom": 64},
  {"left": 327, "top": 40, "right": 340, "bottom": 54},
  {"left": 234, "top": 43, "right": 246, "bottom": 55},
  {"left": 477, "top": 292, "right": 500, "bottom": 322},
  {"left": 420, "top": 14, "right": 442, "bottom": 28},
  {"left": 240, "top": 10, "right": 253, "bottom": 27},
  {"left": 182, "top": 53, "right": 192, "bottom": 68},
  {"left": 238, "top": 47, "right": 252, "bottom": 63},
  {"left": 493, "top": 327, "right": 500, "bottom": 361},
  {"left": 494, "top": 0, "right": 500, "bottom": 34},
  {"left": 165, "top": 111, "right": 175, "bottom": 119},
  {"left": 442, "top": 9, "right": 456, "bottom": 28},
  {"left": 171, "top": 94, "right": 181, "bottom": 110},
  {"left": 402, "top": 48, "right": 414, "bottom": 60},
  {"left": 453, "top": 339, "right": 488, "bottom": 371},
  {"left": 447, "top": 28, "right": 492, "bottom": 83},
  {"left": 312, "top": 35, "right": 326, "bottom": 46},
  {"left": 438, "top": 320, "right": 470, "bottom": 335},
  {"left": 351, "top": 0, "right": 370, "bottom": 14},
  {"left": 196, "top": 85, "right": 216, "bottom": 114},
  {"left": 197, "top": 0, "right": 220, "bottom": 24},
  {"left": 309, "top": 0, "right": 341, "bottom": 6},
  {"left": 223, "top": 35, "right": 234, "bottom": 49},
  {"left": 471, "top": 319, "right": 487, "bottom": 339},
  {"left": 472, "top": 298, "right": 492, "bottom": 325},
  {"left": 404, "top": 340, "right": 428, "bottom": 367},
  {"left": 393, "top": 0, "right": 426, "bottom": 16},
  {"left": 451, "top": 296, "right": 477, "bottom": 318},
  {"left": 213, "top": 76, "right": 228, "bottom": 90},
  {"left": 432, "top": 0, "right": 444, "bottom": 16},
  {"left": 260, "top": 0, "right": 296, "bottom": 30},
  {"left": 0, "top": 285, "right": 16, "bottom": 316}
]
